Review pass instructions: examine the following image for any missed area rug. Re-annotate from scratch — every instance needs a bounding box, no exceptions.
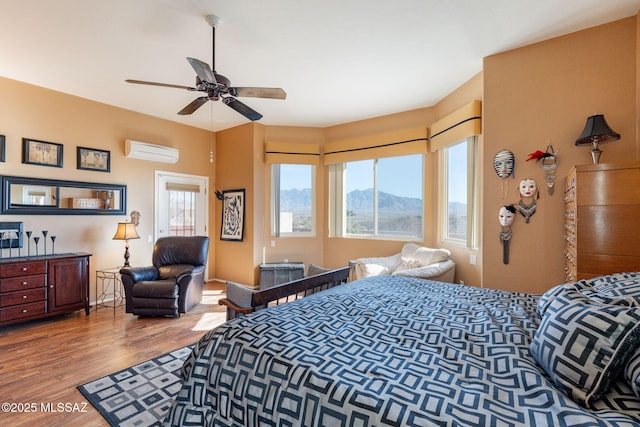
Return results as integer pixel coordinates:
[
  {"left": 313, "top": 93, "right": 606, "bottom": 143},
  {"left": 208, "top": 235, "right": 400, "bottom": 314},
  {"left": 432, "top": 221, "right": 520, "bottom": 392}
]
[{"left": 77, "top": 344, "right": 194, "bottom": 427}]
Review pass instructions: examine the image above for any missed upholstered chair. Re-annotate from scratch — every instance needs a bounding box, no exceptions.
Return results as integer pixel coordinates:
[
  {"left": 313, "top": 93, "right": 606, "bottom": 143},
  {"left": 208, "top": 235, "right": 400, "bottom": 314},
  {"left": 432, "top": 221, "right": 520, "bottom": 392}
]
[
  {"left": 351, "top": 243, "right": 456, "bottom": 283},
  {"left": 120, "top": 236, "right": 210, "bottom": 317}
]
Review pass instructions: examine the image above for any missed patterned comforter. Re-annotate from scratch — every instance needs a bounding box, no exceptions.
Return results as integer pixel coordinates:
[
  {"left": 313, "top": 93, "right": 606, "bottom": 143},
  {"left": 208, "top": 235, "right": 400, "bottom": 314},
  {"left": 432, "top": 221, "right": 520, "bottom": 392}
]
[{"left": 164, "top": 275, "right": 640, "bottom": 426}]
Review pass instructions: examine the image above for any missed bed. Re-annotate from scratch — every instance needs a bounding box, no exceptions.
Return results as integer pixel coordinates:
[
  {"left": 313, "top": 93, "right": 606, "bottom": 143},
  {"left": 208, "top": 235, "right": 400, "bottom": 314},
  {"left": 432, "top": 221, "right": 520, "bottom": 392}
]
[{"left": 164, "top": 272, "right": 640, "bottom": 426}]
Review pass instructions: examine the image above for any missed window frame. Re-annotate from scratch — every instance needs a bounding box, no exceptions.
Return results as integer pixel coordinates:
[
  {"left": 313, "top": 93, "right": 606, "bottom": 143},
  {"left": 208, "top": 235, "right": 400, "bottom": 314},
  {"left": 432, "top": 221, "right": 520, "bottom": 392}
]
[
  {"left": 438, "top": 136, "right": 478, "bottom": 248},
  {"left": 270, "top": 163, "right": 316, "bottom": 238},
  {"left": 329, "top": 154, "right": 425, "bottom": 241}
]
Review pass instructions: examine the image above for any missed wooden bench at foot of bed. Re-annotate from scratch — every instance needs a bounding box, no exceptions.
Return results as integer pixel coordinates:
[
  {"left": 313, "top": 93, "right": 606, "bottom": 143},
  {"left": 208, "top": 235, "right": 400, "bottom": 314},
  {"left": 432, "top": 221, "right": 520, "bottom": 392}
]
[{"left": 218, "top": 266, "right": 350, "bottom": 320}]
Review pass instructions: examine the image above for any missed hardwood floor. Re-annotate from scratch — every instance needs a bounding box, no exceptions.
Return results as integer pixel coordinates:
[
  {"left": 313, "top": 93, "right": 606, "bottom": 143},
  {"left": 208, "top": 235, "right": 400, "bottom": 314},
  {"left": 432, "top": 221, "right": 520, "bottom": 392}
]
[{"left": 0, "top": 281, "right": 227, "bottom": 427}]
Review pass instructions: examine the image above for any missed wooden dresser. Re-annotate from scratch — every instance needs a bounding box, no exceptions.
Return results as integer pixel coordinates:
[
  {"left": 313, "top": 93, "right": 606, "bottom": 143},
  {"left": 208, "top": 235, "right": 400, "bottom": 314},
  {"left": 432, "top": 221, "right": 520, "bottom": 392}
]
[
  {"left": 0, "top": 253, "right": 91, "bottom": 326},
  {"left": 564, "top": 162, "right": 640, "bottom": 281}
]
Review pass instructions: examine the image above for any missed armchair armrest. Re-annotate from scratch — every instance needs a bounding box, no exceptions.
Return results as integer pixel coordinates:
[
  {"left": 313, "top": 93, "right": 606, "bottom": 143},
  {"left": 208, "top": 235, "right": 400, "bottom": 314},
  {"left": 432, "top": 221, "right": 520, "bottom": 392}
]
[
  {"left": 219, "top": 281, "right": 257, "bottom": 320},
  {"left": 170, "top": 264, "right": 204, "bottom": 281},
  {"left": 120, "top": 266, "right": 159, "bottom": 284}
]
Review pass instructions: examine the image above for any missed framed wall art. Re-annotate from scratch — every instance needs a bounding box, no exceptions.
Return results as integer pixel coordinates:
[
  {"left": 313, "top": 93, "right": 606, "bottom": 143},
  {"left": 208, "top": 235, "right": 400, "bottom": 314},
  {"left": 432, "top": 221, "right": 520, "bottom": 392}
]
[
  {"left": 0, "top": 135, "right": 5, "bottom": 162},
  {"left": 22, "top": 138, "right": 63, "bottom": 168},
  {"left": 77, "top": 146, "right": 110, "bottom": 172},
  {"left": 220, "top": 189, "right": 245, "bottom": 241}
]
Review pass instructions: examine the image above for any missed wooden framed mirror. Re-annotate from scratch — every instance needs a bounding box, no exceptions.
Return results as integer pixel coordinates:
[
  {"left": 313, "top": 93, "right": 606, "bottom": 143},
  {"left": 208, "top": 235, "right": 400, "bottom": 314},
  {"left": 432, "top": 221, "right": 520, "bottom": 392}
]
[{"left": 1, "top": 176, "right": 127, "bottom": 215}]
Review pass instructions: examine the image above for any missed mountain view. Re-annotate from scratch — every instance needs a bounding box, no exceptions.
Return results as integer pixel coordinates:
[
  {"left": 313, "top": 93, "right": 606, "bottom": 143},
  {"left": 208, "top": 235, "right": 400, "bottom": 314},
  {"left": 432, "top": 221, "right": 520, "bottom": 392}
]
[
  {"left": 281, "top": 188, "right": 422, "bottom": 237},
  {"left": 280, "top": 188, "right": 466, "bottom": 238}
]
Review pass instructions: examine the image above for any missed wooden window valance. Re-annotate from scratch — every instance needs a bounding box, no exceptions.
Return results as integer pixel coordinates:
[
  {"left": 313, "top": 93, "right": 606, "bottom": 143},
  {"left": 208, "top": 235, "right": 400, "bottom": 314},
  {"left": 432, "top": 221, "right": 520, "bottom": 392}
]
[
  {"left": 323, "top": 127, "right": 428, "bottom": 165},
  {"left": 265, "top": 142, "right": 320, "bottom": 165},
  {"left": 429, "top": 100, "right": 482, "bottom": 151}
]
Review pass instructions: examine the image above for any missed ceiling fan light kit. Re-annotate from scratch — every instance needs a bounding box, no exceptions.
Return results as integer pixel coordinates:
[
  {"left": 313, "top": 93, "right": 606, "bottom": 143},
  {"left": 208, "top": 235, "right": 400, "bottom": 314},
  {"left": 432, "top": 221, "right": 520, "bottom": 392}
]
[{"left": 125, "top": 14, "right": 285, "bottom": 121}]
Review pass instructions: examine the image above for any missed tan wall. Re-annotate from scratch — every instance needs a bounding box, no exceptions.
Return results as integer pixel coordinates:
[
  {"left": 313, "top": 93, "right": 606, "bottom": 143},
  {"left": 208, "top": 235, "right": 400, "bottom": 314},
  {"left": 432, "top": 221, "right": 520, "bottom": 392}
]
[
  {"left": 482, "top": 17, "right": 637, "bottom": 294},
  {"left": 637, "top": 14, "right": 640, "bottom": 159},
  {"left": 0, "top": 76, "right": 216, "bottom": 303},
  {"left": 214, "top": 123, "right": 258, "bottom": 285},
  {"left": 432, "top": 73, "right": 484, "bottom": 286}
]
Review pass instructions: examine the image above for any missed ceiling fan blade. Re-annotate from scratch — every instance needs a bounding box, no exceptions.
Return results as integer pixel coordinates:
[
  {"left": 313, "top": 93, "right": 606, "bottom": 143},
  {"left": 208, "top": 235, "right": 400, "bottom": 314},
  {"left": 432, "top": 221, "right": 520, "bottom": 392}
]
[
  {"left": 222, "top": 97, "right": 263, "bottom": 121},
  {"left": 230, "top": 87, "right": 286, "bottom": 99},
  {"left": 126, "top": 79, "right": 196, "bottom": 91},
  {"left": 178, "top": 97, "right": 209, "bottom": 115},
  {"left": 187, "top": 57, "right": 216, "bottom": 84}
]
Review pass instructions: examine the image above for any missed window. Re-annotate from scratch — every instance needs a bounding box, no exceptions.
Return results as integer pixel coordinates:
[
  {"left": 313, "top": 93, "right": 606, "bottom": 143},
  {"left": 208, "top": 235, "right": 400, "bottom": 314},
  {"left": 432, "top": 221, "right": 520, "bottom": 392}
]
[
  {"left": 440, "top": 136, "right": 478, "bottom": 247},
  {"left": 168, "top": 188, "right": 196, "bottom": 236},
  {"left": 271, "top": 164, "right": 315, "bottom": 236},
  {"left": 330, "top": 154, "right": 423, "bottom": 240},
  {"left": 155, "top": 172, "right": 208, "bottom": 240}
]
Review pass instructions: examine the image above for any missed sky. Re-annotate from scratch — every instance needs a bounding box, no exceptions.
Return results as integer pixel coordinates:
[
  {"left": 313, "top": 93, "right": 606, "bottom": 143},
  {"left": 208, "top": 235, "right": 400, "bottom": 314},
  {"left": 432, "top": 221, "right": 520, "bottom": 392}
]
[{"left": 280, "top": 152, "right": 468, "bottom": 202}]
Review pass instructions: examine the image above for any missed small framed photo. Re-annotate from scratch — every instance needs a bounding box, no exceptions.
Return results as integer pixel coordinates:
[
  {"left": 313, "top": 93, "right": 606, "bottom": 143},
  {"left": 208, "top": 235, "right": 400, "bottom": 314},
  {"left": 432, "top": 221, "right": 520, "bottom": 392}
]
[
  {"left": 22, "top": 138, "right": 63, "bottom": 168},
  {"left": 0, "top": 135, "right": 5, "bottom": 162},
  {"left": 77, "top": 146, "right": 110, "bottom": 172},
  {"left": 220, "top": 189, "right": 245, "bottom": 242}
]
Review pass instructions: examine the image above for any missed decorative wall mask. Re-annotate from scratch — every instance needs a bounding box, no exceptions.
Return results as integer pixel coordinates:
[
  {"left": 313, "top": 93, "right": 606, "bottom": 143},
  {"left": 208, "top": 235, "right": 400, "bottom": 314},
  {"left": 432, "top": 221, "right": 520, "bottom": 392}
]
[
  {"left": 493, "top": 149, "right": 515, "bottom": 199},
  {"left": 526, "top": 144, "right": 559, "bottom": 195},
  {"left": 130, "top": 210, "right": 141, "bottom": 226},
  {"left": 518, "top": 178, "right": 538, "bottom": 223},
  {"left": 498, "top": 204, "right": 516, "bottom": 264}
]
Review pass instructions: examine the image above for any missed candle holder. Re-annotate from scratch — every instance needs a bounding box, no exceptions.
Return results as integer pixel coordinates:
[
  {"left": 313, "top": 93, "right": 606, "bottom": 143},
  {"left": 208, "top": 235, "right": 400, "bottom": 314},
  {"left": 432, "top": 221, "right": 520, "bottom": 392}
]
[
  {"left": 33, "top": 236, "right": 40, "bottom": 256},
  {"left": 42, "top": 230, "right": 48, "bottom": 256},
  {"left": 26, "top": 231, "right": 32, "bottom": 257},
  {"left": 17, "top": 231, "right": 22, "bottom": 258},
  {"left": 50, "top": 236, "right": 56, "bottom": 255}
]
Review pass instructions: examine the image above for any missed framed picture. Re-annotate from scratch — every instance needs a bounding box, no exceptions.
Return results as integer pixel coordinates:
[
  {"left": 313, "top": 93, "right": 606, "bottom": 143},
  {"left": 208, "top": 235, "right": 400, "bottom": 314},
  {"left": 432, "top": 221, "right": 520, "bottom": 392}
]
[
  {"left": 0, "top": 135, "right": 5, "bottom": 162},
  {"left": 77, "top": 146, "right": 110, "bottom": 172},
  {"left": 220, "top": 189, "right": 245, "bottom": 241},
  {"left": 22, "top": 138, "right": 63, "bottom": 167}
]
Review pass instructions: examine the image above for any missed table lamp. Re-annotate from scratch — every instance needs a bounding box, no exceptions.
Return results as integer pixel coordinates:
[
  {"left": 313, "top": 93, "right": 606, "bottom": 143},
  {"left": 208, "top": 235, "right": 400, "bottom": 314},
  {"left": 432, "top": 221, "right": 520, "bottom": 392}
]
[
  {"left": 112, "top": 221, "right": 140, "bottom": 267},
  {"left": 575, "top": 114, "right": 620, "bottom": 164}
]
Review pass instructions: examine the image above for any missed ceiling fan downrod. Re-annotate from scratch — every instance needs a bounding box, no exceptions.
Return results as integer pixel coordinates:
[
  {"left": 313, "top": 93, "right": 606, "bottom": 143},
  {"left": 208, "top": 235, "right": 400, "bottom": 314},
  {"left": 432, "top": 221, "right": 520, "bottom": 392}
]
[{"left": 206, "top": 14, "right": 221, "bottom": 73}]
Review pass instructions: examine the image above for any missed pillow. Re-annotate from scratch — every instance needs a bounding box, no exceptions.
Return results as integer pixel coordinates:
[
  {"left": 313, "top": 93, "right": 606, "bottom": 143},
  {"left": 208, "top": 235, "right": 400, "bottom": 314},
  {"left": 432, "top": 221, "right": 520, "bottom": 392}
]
[
  {"left": 587, "top": 272, "right": 640, "bottom": 302},
  {"left": 529, "top": 283, "right": 640, "bottom": 408},
  {"left": 393, "top": 257, "right": 421, "bottom": 272},
  {"left": 355, "top": 263, "right": 391, "bottom": 278},
  {"left": 536, "top": 283, "right": 567, "bottom": 319},
  {"left": 625, "top": 346, "right": 640, "bottom": 399},
  {"left": 401, "top": 244, "right": 450, "bottom": 267},
  {"left": 588, "top": 271, "right": 640, "bottom": 286},
  {"left": 537, "top": 280, "right": 636, "bottom": 319}
]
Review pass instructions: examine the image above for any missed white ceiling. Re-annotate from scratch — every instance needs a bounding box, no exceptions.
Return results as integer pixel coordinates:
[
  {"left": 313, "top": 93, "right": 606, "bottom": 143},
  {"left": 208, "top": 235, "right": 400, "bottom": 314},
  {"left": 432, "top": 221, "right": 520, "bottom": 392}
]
[{"left": 1, "top": 0, "right": 639, "bottom": 132}]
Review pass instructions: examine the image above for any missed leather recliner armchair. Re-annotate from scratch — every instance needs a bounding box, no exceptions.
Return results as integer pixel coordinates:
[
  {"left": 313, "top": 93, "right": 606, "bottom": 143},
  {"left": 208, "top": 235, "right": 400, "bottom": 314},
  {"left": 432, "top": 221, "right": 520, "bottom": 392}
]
[{"left": 120, "top": 236, "right": 210, "bottom": 317}]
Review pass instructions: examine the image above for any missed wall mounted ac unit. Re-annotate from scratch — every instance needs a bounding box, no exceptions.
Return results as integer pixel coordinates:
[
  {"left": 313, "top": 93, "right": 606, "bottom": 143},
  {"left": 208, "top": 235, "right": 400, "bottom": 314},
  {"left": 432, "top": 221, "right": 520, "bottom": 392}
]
[{"left": 125, "top": 140, "right": 179, "bottom": 164}]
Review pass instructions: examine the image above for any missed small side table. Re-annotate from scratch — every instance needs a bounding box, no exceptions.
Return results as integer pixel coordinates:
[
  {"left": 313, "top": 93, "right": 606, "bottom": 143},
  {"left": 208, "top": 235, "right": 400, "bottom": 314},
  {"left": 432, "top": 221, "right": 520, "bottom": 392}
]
[{"left": 95, "top": 267, "right": 124, "bottom": 312}]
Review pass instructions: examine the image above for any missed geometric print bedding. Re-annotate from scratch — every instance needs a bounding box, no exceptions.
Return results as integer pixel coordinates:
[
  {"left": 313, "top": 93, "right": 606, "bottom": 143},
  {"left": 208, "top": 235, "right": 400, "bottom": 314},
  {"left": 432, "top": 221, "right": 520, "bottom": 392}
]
[
  {"left": 530, "top": 282, "right": 640, "bottom": 407},
  {"left": 164, "top": 275, "right": 640, "bottom": 426}
]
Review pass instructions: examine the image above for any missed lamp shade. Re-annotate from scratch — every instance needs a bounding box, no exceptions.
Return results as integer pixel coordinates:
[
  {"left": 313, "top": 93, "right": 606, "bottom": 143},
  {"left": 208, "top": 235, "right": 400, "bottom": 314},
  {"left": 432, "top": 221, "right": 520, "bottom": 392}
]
[
  {"left": 112, "top": 222, "right": 140, "bottom": 241},
  {"left": 575, "top": 114, "right": 620, "bottom": 146}
]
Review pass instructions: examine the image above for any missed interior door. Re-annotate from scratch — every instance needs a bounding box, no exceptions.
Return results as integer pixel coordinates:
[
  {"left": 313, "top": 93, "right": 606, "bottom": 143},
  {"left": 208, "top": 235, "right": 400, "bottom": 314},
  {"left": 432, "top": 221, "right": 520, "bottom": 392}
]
[{"left": 155, "top": 171, "right": 208, "bottom": 240}]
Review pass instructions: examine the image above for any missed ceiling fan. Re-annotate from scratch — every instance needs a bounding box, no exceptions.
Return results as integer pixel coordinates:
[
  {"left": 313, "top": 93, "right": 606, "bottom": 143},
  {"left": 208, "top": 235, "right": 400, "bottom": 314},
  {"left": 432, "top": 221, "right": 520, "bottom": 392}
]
[{"left": 125, "top": 14, "right": 286, "bottom": 121}]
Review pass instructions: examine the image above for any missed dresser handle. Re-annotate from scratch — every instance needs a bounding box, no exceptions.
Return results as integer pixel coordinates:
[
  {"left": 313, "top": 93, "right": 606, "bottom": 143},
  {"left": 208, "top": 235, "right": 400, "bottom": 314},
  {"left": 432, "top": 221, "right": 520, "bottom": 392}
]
[
  {"left": 22, "top": 309, "right": 27, "bottom": 313},
  {"left": 22, "top": 295, "right": 28, "bottom": 299},
  {"left": 22, "top": 267, "right": 28, "bottom": 271}
]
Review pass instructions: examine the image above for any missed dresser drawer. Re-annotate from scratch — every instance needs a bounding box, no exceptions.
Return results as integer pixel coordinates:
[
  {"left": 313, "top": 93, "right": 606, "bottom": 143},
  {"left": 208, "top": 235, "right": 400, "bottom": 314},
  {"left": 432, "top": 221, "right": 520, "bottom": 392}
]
[
  {"left": 0, "top": 260, "right": 46, "bottom": 278},
  {"left": 0, "top": 288, "right": 47, "bottom": 307},
  {"left": 0, "top": 301, "right": 47, "bottom": 321},
  {"left": 0, "top": 274, "right": 47, "bottom": 292}
]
